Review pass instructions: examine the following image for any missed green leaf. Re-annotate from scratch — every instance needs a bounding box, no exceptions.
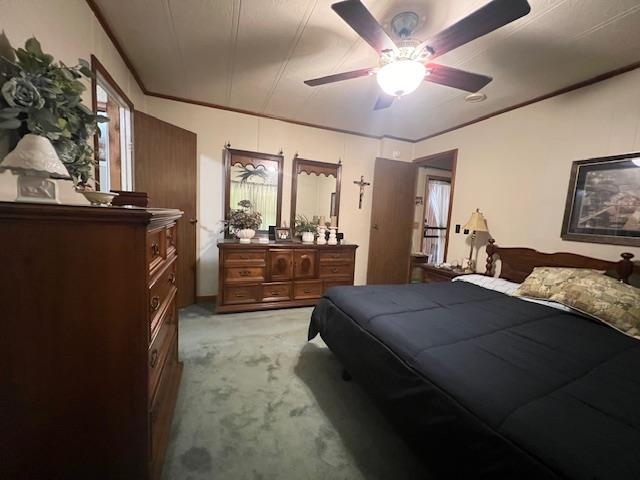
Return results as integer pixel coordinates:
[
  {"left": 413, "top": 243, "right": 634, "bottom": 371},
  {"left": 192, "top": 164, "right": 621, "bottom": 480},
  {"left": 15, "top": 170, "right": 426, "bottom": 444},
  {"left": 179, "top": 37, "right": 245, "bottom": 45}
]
[
  {"left": 0, "top": 108, "right": 20, "bottom": 119},
  {"left": 0, "top": 117, "right": 21, "bottom": 129},
  {"left": 25, "top": 37, "right": 43, "bottom": 56},
  {"left": 78, "top": 65, "right": 93, "bottom": 78},
  {"left": 95, "top": 114, "right": 109, "bottom": 123},
  {"left": 0, "top": 31, "right": 15, "bottom": 63}
]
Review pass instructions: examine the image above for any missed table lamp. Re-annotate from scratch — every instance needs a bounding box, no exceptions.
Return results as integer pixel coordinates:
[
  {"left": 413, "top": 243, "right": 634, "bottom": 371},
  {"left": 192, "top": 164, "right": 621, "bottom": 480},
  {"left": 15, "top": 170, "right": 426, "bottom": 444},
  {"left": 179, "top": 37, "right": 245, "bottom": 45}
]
[{"left": 463, "top": 208, "right": 488, "bottom": 272}]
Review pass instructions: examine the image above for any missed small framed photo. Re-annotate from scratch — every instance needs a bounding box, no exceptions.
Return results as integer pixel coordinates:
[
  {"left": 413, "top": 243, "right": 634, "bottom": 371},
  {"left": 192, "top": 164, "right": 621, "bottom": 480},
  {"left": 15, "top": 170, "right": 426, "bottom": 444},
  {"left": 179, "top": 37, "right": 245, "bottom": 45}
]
[{"left": 275, "top": 227, "right": 292, "bottom": 242}]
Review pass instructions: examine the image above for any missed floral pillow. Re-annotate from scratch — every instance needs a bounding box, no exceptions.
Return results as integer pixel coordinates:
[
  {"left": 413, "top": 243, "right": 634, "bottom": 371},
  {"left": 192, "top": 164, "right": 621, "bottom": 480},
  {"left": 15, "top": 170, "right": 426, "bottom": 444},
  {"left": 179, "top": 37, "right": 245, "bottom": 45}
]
[
  {"left": 516, "top": 269, "right": 640, "bottom": 339},
  {"left": 513, "top": 267, "right": 603, "bottom": 299}
]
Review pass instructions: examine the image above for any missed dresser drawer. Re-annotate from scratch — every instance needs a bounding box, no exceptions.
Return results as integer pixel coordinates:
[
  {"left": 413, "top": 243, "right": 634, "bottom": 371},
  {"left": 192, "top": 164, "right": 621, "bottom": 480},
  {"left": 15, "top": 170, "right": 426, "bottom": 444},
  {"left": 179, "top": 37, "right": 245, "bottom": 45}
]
[
  {"left": 319, "top": 263, "right": 353, "bottom": 279},
  {"left": 224, "top": 250, "right": 266, "bottom": 265},
  {"left": 261, "top": 282, "right": 292, "bottom": 302},
  {"left": 293, "top": 280, "right": 323, "bottom": 300},
  {"left": 149, "top": 257, "right": 177, "bottom": 334},
  {"left": 165, "top": 223, "right": 177, "bottom": 257},
  {"left": 147, "top": 227, "right": 167, "bottom": 274},
  {"left": 149, "top": 301, "right": 177, "bottom": 402},
  {"left": 224, "top": 285, "right": 260, "bottom": 304},
  {"left": 224, "top": 266, "right": 265, "bottom": 283},
  {"left": 323, "top": 280, "right": 353, "bottom": 291},
  {"left": 319, "top": 250, "right": 354, "bottom": 264}
]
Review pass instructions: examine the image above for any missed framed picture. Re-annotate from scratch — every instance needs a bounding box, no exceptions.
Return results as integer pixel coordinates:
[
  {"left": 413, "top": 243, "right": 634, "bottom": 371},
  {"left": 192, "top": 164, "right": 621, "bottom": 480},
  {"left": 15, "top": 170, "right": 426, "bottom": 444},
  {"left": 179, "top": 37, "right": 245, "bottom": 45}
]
[
  {"left": 275, "top": 227, "right": 292, "bottom": 242},
  {"left": 561, "top": 152, "right": 640, "bottom": 246}
]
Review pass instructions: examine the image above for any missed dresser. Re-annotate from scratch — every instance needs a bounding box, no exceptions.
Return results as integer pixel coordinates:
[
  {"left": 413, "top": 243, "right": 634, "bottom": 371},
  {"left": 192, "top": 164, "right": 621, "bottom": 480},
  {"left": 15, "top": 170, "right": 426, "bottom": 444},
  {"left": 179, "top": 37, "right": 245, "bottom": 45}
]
[
  {"left": 217, "top": 241, "right": 358, "bottom": 313},
  {"left": 1, "top": 202, "right": 183, "bottom": 480}
]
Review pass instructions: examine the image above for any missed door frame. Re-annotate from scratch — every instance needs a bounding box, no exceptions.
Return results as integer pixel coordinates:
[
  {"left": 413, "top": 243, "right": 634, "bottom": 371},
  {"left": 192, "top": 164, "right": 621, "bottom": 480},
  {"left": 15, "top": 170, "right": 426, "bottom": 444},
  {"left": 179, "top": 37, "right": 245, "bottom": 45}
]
[{"left": 413, "top": 149, "right": 458, "bottom": 263}]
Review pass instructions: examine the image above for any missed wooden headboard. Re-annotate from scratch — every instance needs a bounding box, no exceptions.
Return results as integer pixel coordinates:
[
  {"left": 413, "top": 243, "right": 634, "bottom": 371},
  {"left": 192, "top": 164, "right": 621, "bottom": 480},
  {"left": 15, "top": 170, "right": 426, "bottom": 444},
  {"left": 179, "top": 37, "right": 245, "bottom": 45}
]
[{"left": 484, "top": 239, "right": 637, "bottom": 284}]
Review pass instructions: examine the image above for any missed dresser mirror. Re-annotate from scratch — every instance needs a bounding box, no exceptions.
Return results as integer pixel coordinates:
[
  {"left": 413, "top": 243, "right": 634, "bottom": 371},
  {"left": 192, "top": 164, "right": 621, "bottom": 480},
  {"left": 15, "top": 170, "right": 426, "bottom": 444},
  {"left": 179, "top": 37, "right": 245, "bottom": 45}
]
[
  {"left": 225, "top": 147, "right": 283, "bottom": 235},
  {"left": 290, "top": 156, "right": 341, "bottom": 229}
]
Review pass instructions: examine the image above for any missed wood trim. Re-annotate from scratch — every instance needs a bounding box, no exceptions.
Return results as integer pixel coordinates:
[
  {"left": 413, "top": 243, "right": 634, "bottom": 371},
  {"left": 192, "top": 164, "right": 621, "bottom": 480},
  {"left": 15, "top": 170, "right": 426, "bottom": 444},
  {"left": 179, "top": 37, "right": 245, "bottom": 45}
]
[
  {"left": 224, "top": 147, "right": 284, "bottom": 234},
  {"left": 414, "top": 149, "right": 458, "bottom": 263},
  {"left": 85, "top": 0, "right": 147, "bottom": 94},
  {"left": 85, "top": 0, "right": 640, "bottom": 145},
  {"left": 485, "top": 239, "right": 637, "bottom": 284},
  {"left": 290, "top": 156, "right": 342, "bottom": 230},
  {"left": 91, "top": 55, "right": 135, "bottom": 111},
  {"left": 415, "top": 61, "right": 640, "bottom": 143},
  {"left": 196, "top": 295, "right": 217, "bottom": 304}
]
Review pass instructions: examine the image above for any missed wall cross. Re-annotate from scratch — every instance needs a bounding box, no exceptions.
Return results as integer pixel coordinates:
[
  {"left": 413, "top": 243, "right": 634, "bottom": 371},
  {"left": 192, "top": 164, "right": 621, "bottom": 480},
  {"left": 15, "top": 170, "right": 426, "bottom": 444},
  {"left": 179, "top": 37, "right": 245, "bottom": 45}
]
[{"left": 353, "top": 175, "right": 370, "bottom": 209}]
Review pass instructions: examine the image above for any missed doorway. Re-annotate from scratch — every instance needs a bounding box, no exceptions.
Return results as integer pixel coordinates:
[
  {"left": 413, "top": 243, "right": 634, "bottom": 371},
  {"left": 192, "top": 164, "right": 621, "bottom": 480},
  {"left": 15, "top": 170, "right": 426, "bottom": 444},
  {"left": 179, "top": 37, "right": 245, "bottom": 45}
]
[
  {"left": 91, "top": 55, "right": 134, "bottom": 192},
  {"left": 410, "top": 150, "right": 457, "bottom": 281}
]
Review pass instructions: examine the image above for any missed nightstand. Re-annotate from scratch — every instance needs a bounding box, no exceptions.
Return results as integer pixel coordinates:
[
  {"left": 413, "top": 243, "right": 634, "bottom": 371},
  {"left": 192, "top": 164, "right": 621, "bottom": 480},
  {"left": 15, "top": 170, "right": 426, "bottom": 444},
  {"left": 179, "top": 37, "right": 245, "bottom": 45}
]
[{"left": 418, "top": 264, "right": 468, "bottom": 283}]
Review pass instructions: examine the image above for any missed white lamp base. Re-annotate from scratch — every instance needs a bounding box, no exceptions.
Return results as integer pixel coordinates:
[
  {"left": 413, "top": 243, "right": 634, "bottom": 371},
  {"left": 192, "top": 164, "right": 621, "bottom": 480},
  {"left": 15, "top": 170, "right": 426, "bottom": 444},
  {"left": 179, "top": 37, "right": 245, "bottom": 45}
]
[{"left": 16, "top": 174, "right": 60, "bottom": 204}]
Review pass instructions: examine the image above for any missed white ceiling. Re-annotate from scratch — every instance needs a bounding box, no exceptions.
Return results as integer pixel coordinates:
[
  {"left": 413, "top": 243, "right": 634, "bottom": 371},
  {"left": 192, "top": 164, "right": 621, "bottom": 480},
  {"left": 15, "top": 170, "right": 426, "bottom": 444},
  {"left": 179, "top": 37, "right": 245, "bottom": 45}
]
[{"left": 94, "top": 0, "right": 640, "bottom": 141}]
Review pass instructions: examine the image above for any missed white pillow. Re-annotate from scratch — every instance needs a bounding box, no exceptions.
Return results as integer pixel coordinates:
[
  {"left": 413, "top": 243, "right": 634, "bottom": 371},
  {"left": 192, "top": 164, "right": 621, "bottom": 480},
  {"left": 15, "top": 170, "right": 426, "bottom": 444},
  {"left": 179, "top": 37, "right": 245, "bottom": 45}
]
[{"left": 453, "top": 274, "right": 573, "bottom": 313}]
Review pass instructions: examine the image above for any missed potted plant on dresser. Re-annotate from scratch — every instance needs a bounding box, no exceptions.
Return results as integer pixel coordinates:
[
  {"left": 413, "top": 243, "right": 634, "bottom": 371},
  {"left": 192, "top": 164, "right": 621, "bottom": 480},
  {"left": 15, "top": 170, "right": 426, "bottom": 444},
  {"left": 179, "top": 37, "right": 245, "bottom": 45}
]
[
  {"left": 224, "top": 199, "right": 262, "bottom": 243},
  {"left": 295, "top": 215, "right": 318, "bottom": 243},
  {"left": 0, "top": 34, "right": 107, "bottom": 203}
]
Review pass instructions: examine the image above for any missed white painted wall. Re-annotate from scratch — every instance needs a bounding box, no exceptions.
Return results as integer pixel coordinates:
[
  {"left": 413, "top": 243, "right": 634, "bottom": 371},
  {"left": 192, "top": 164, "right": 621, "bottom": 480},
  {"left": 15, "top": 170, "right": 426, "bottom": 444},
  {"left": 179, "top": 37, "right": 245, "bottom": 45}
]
[{"left": 414, "top": 68, "right": 640, "bottom": 271}]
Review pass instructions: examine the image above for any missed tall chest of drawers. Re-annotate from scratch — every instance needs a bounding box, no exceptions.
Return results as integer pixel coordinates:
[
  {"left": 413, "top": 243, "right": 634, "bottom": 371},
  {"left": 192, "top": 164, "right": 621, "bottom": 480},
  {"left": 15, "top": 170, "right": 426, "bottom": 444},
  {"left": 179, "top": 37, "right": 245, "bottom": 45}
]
[
  {"left": 217, "top": 241, "right": 358, "bottom": 313},
  {"left": 1, "top": 202, "right": 183, "bottom": 480}
]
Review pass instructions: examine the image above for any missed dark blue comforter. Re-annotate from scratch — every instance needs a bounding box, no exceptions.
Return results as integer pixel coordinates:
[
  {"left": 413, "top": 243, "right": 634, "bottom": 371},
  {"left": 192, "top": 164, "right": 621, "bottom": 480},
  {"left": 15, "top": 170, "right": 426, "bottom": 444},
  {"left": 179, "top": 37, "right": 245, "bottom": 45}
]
[{"left": 309, "top": 282, "right": 640, "bottom": 479}]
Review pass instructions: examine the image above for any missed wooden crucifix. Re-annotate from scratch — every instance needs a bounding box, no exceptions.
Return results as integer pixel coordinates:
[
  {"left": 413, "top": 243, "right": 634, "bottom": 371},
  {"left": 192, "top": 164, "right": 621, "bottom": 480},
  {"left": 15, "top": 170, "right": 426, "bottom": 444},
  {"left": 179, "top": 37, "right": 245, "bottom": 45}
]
[{"left": 353, "top": 175, "right": 370, "bottom": 209}]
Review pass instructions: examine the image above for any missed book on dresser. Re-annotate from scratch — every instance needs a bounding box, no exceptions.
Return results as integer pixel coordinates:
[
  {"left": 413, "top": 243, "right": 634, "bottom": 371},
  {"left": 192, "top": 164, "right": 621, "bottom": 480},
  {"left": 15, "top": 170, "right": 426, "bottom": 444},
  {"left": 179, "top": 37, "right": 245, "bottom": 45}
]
[
  {"left": 1, "top": 202, "right": 183, "bottom": 480},
  {"left": 217, "top": 240, "right": 358, "bottom": 313}
]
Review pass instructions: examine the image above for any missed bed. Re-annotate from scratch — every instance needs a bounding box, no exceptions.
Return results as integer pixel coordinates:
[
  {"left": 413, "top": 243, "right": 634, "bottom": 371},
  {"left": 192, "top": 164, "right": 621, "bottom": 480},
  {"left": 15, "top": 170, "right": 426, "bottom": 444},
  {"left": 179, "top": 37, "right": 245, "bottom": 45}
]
[{"left": 308, "top": 240, "right": 640, "bottom": 479}]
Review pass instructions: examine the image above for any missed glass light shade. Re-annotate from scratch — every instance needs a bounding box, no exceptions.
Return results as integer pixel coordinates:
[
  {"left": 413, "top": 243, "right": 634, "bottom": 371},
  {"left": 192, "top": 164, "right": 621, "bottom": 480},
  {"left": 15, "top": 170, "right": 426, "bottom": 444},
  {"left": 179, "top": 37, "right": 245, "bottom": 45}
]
[{"left": 376, "top": 60, "right": 426, "bottom": 97}]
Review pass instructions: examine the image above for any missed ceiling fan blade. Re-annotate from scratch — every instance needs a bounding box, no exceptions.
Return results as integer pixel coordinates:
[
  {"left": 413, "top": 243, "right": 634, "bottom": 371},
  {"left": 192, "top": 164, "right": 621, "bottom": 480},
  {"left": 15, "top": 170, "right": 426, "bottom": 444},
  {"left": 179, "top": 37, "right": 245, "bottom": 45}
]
[
  {"left": 304, "top": 67, "right": 374, "bottom": 86},
  {"left": 425, "top": 64, "right": 492, "bottom": 92},
  {"left": 332, "top": 0, "right": 397, "bottom": 53},
  {"left": 373, "top": 94, "right": 395, "bottom": 111},
  {"left": 419, "top": 0, "right": 531, "bottom": 60}
]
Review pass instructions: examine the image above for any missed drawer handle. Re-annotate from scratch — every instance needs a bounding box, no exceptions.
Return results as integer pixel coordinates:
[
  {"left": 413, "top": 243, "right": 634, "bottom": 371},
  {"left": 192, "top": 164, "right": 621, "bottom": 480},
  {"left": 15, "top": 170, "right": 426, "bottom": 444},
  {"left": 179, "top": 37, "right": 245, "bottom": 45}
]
[
  {"left": 151, "top": 296, "right": 161, "bottom": 311},
  {"left": 240, "top": 255, "right": 250, "bottom": 260},
  {"left": 151, "top": 243, "right": 160, "bottom": 256},
  {"left": 331, "top": 268, "right": 339, "bottom": 273},
  {"left": 303, "top": 288, "right": 311, "bottom": 294},
  {"left": 332, "top": 254, "right": 339, "bottom": 258},
  {"left": 239, "top": 270, "right": 251, "bottom": 277},
  {"left": 168, "top": 272, "right": 176, "bottom": 285},
  {"left": 150, "top": 349, "right": 159, "bottom": 368},
  {"left": 235, "top": 293, "right": 246, "bottom": 298},
  {"left": 271, "top": 291, "right": 280, "bottom": 296}
]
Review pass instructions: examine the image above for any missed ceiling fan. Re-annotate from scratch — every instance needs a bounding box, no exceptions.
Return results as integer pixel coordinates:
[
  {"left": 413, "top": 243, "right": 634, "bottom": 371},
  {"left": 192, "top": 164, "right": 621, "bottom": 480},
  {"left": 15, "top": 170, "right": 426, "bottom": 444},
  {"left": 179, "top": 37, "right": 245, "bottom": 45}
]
[{"left": 304, "top": 0, "right": 531, "bottom": 110}]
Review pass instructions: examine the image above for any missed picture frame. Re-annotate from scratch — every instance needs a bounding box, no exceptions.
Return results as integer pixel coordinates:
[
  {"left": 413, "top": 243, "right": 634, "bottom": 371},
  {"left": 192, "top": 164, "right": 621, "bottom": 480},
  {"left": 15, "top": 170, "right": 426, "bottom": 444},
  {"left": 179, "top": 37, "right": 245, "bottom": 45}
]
[
  {"left": 275, "top": 227, "right": 292, "bottom": 242},
  {"left": 561, "top": 152, "right": 640, "bottom": 247}
]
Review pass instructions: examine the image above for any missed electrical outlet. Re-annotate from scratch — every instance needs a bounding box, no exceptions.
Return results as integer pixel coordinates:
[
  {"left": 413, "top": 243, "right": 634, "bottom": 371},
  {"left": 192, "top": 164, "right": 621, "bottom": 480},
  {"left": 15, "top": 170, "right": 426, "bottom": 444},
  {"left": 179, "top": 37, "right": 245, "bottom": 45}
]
[{"left": 463, "top": 229, "right": 469, "bottom": 235}]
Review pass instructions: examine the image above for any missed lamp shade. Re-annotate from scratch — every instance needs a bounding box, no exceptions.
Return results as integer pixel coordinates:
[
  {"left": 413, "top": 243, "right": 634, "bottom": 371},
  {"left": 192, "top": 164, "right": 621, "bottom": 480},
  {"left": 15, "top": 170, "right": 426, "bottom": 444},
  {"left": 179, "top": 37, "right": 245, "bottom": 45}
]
[
  {"left": 464, "top": 209, "right": 488, "bottom": 232},
  {"left": 376, "top": 60, "right": 426, "bottom": 97},
  {"left": 1, "top": 134, "right": 70, "bottom": 179}
]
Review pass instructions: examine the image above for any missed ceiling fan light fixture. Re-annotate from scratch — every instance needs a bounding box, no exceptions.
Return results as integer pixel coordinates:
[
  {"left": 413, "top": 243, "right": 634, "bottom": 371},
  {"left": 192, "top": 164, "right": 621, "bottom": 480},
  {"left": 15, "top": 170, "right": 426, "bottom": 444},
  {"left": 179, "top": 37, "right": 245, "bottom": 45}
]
[{"left": 376, "top": 60, "right": 426, "bottom": 97}]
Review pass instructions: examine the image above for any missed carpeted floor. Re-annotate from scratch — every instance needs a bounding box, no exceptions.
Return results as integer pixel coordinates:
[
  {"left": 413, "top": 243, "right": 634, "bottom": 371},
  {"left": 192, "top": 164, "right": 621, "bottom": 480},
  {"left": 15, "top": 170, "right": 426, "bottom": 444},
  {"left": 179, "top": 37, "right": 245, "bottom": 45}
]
[{"left": 162, "top": 304, "right": 431, "bottom": 480}]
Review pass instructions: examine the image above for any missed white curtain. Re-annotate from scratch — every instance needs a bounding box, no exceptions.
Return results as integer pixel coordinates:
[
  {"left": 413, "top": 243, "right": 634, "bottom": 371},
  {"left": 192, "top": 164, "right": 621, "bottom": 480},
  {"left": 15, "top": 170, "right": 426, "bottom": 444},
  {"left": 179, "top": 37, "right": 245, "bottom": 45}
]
[
  {"left": 424, "top": 180, "right": 451, "bottom": 264},
  {"left": 230, "top": 181, "right": 278, "bottom": 229}
]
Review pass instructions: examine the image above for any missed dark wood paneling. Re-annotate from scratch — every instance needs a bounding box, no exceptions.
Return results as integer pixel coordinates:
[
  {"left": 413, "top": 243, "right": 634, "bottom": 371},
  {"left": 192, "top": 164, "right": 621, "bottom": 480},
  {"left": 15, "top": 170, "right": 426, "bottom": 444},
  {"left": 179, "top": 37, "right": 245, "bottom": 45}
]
[
  {"left": 135, "top": 111, "right": 197, "bottom": 307},
  {"left": 367, "top": 158, "right": 417, "bottom": 284}
]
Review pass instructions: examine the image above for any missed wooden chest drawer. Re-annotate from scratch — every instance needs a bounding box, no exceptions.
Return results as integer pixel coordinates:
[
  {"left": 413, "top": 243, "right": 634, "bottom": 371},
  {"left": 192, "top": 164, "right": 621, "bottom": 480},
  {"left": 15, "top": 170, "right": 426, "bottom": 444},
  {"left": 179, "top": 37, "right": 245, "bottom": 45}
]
[
  {"left": 147, "top": 227, "right": 166, "bottom": 274},
  {"left": 224, "top": 266, "right": 265, "bottom": 283},
  {"left": 149, "top": 257, "right": 177, "bottom": 334},
  {"left": 319, "top": 250, "right": 354, "bottom": 263},
  {"left": 149, "top": 299, "right": 177, "bottom": 401},
  {"left": 224, "top": 250, "right": 266, "bottom": 265},
  {"left": 319, "top": 263, "right": 353, "bottom": 279},
  {"left": 165, "top": 223, "right": 177, "bottom": 257},
  {"left": 323, "top": 280, "right": 352, "bottom": 291},
  {"left": 262, "top": 282, "right": 292, "bottom": 302},
  {"left": 293, "top": 280, "right": 323, "bottom": 299},
  {"left": 224, "top": 285, "right": 260, "bottom": 304}
]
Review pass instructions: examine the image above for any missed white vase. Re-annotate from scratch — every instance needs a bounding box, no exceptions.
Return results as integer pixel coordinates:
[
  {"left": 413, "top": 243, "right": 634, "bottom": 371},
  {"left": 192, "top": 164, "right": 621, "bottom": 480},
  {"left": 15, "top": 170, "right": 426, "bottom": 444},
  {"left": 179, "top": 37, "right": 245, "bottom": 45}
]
[
  {"left": 236, "top": 228, "right": 256, "bottom": 244},
  {"left": 301, "top": 231, "right": 314, "bottom": 243}
]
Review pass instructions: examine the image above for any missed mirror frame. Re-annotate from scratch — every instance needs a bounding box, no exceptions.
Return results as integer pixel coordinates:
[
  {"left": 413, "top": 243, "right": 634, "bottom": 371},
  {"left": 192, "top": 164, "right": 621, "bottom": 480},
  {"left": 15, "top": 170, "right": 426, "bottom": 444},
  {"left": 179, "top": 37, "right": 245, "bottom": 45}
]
[
  {"left": 224, "top": 147, "right": 284, "bottom": 236},
  {"left": 290, "top": 155, "right": 342, "bottom": 230}
]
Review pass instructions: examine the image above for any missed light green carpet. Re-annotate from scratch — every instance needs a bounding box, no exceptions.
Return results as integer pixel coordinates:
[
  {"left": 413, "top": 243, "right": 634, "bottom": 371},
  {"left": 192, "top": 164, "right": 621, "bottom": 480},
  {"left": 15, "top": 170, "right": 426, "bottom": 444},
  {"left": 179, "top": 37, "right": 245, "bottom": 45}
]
[{"left": 163, "top": 304, "right": 431, "bottom": 480}]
